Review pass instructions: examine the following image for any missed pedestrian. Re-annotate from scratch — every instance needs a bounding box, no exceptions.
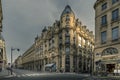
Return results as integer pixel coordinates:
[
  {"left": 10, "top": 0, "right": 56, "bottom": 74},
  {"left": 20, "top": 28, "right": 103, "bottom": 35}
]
[
  {"left": 6, "top": 63, "right": 11, "bottom": 75},
  {"left": 6, "top": 67, "right": 11, "bottom": 75}
]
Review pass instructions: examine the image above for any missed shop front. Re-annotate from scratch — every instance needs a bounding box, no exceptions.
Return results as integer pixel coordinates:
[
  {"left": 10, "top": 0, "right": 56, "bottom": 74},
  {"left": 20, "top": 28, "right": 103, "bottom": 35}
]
[
  {"left": 99, "top": 47, "right": 120, "bottom": 74},
  {"left": 100, "top": 59, "right": 119, "bottom": 73}
]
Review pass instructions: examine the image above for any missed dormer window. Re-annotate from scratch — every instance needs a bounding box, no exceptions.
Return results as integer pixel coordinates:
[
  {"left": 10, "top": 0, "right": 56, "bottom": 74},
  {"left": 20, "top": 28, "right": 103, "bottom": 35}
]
[
  {"left": 61, "top": 5, "right": 75, "bottom": 20},
  {"left": 101, "top": 2, "right": 107, "bottom": 10},
  {"left": 65, "top": 6, "right": 71, "bottom": 13}
]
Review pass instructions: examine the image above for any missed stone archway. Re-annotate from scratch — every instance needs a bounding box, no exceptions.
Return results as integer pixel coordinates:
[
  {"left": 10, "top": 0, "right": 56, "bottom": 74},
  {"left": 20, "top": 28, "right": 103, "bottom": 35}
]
[{"left": 101, "top": 47, "right": 119, "bottom": 73}]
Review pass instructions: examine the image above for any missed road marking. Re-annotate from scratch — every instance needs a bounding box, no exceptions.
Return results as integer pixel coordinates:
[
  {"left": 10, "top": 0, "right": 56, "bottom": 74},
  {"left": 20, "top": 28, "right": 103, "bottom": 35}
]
[
  {"left": 25, "top": 74, "right": 33, "bottom": 76},
  {"left": 13, "top": 72, "right": 17, "bottom": 76},
  {"left": 17, "top": 75, "right": 21, "bottom": 77},
  {"left": 21, "top": 74, "right": 26, "bottom": 77},
  {"left": 15, "top": 73, "right": 43, "bottom": 77}
]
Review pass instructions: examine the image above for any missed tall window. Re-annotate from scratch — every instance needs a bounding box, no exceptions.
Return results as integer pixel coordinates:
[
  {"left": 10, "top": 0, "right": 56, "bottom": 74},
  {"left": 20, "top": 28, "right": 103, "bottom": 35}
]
[
  {"left": 65, "top": 55, "right": 70, "bottom": 72},
  {"left": 101, "top": 31, "right": 107, "bottom": 43},
  {"left": 112, "top": 27, "right": 119, "bottom": 41},
  {"left": 101, "top": 15, "right": 107, "bottom": 26},
  {"left": 65, "top": 47, "right": 70, "bottom": 55},
  {"left": 65, "top": 30, "right": 70, "bottom": 36},
  {"left": 112, "top": 0, "right": 119, "bottom": 4},
  {"left": 102, "top": 3, "right": 107, "bottom": 10},
  {"left": 65, "top": 36, "right": 70, "bottom": 44},
  {"left": 112, "top": 9, "right": 119, "bottom": 21}
]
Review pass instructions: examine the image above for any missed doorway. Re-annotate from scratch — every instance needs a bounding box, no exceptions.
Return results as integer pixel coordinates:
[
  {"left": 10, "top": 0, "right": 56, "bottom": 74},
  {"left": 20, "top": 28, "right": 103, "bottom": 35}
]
[
  {"left": 106, "top": 64, "right": 115, "bottom": 73},
  {"left": 65, "top": 55, "right": 70, "bottom": 72}
]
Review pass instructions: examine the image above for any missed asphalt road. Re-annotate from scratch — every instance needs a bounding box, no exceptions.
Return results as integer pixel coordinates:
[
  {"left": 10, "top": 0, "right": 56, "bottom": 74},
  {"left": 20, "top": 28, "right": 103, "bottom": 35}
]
[{"left": 0, "top": 69, "right": 90, "bottom": 80}]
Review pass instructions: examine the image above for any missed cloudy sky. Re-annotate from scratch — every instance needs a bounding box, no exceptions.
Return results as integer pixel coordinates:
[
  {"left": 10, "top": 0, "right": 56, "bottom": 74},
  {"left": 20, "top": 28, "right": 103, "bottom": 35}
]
[{"left": 2, "top": 0, "right": 96, "bottom": 63}]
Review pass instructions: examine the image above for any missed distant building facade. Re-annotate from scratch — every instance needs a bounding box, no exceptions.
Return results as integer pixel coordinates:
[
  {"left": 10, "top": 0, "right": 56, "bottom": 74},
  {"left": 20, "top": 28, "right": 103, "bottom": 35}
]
[
  {"left": 14, "top": 55, "right": 23, "bottom": 69},
  {"left": 94, "top": 0, "right": 120, "bottom": 73},
  {"left": 0, "top": 0, "right": 7, "bottom": 70},
  {"left": 20, "top": 5, "right": 94, "bottom": 73},
  {"left": 22, "top": 44, "right": 35, "bottom": 70}
]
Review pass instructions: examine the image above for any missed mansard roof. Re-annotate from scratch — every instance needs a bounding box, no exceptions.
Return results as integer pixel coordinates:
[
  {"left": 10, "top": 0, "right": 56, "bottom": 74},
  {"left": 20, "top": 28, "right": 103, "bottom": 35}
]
[{"left": 61, "top": 5, "right": 75, "bottom": 18}]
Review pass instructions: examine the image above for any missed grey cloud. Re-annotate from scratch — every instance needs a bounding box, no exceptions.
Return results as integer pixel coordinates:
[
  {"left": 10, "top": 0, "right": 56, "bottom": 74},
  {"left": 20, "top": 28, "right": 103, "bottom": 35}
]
[{"left": 2, "top": 0, "right": 96, "bottom": 63}]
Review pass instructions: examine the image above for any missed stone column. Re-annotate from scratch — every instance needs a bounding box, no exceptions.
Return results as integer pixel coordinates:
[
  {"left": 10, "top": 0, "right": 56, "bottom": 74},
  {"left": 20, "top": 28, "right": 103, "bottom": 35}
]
[
  {"left": 55, "top": 56, "right": 59, "bottom": 71},
  {"left": 43, "top": 59, "right": 46, "bottom": 72},
  {"left": 62, "top": 54, "right": 65, "bottom": 72},
  {"left": 86, "top": 57, "right": 88, "bottom": 72},
  {"left": 105, "top": 64, "right": 107, "bottom": 73},
  {"left": 81, "top": 50, "right": 84, "bottom": 72},
  {"left": 70, "top": 55, "right": 73, "bottom": 72},
  {"left": 77, "top": 56, "right": 79, "bottom": 73}
]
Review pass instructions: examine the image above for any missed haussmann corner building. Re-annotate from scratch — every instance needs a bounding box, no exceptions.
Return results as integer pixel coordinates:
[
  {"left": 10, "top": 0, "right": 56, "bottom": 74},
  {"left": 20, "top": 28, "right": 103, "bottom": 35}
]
[
  {"left": 20, "top": 5, "right": 94, "bottom": 73},
  {"left": 0, "top": 0, "right": 7, "bottom": 71},
  {"left": 94, "top": 0, "right": 120, "bottom": 73}
]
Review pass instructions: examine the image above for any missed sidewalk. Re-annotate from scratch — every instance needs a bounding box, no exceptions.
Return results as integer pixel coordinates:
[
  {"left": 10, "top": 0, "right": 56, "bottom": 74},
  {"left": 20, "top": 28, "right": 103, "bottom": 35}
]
[{"left": 0, "top": 69, "right": 9, "bottom": 78}]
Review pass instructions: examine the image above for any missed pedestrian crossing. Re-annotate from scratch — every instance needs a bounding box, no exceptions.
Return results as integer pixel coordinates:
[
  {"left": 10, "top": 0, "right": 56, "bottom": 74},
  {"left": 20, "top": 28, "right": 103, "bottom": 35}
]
[
  {"left": 15, "top": 73, "right": 56, "bottom": 77},
  {"left": 15, "top": 73, "right": 41, "bottom": 77}
]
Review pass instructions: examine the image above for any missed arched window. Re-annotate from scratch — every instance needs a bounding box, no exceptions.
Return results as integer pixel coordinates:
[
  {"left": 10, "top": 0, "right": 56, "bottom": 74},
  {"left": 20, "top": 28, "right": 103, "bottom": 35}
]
[{"left": 102, "top": 47, "right": 118, "bottom": 56}]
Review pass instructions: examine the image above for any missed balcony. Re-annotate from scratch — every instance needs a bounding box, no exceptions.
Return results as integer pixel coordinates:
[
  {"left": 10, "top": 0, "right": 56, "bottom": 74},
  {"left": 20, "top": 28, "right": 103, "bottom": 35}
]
[
  {"left": 111, "top": 17, "right": 120, "bottom": 23},
  {"left": 65, "top": 34, "right": 70, "bottom": 37},
  {"left": 65, "top": 40, "right": 70, "bottom": 44},
  {"left": 101, "top": 41, "right": 106, "bottom": 44},
  {"left": 112, "top": 38, "right": 119, "bottom": 42},
  {"left": 101, "top": 23, "right": 107, "bottom": 27}
]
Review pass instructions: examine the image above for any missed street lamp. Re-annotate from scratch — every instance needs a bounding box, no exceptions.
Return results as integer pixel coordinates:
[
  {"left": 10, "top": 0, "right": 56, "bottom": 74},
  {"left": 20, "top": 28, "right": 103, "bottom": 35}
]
[{"left": 11, "top": 47, "right": 20, "bottom": 75}]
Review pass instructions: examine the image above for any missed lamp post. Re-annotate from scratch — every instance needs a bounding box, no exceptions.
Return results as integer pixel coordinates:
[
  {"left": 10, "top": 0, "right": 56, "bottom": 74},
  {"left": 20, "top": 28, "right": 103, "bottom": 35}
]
[{"left": 11, "top": 47, "right": 20, "bottom": 75}]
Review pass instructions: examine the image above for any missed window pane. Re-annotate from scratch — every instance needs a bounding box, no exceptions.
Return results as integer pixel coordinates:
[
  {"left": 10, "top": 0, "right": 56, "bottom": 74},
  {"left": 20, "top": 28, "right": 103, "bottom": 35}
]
[
  {"left": 101, "top": 31, "right": 107, "bottom": 43},
  {"left": 66, "top": 47, "right": 70, "bottom": 54},
  {"left": 112, "top": 0, "right": 119, "bottom": 4},
  {"left": 112, "top": 27, "right": 119, "bottom": 40},
  {"left": 102, "top": 3, "right": 107, "bottom": 10},
  {"left": 101, "top": 15, "right": 107, "bottom": 26},
  {"left": 112, "top": 9, "right": 119, "bottom": 21},
  {"left": 65, "top": 36, "right": 70, "bottom": 43}
]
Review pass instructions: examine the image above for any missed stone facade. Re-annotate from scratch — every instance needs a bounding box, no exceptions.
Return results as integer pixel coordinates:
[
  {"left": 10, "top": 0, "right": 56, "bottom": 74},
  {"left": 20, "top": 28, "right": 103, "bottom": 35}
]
[
  {"left": 0, "top": 36, "right": 7, "bottom": 70},
  {"left": 14, "top": 55, "right": 23, "bottom": 69},
  {"left": 94, "top": 0, "right": 120, "bottom": 73},
  {"left": 0, "top": 0, "right": 7, "bottom": 70},
  {"left": 19, "top": 5, "right": 94, "bottom": 73},
  {"left": 22, "top": 44, "right": 35, "bottom": 70}
]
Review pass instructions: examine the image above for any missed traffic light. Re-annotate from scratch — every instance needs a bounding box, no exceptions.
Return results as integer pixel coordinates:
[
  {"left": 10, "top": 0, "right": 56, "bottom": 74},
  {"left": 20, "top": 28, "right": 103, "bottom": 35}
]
[{"left": 17, "top": 49, "right": 20, "bottom": 51}]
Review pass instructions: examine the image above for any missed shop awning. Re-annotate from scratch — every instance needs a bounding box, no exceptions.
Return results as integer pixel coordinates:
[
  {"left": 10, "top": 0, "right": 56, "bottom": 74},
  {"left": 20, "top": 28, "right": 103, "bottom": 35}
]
[{"left": 45, "top": 63, "right": 55, "bottom": 67}]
